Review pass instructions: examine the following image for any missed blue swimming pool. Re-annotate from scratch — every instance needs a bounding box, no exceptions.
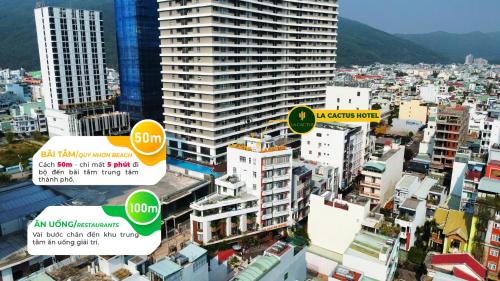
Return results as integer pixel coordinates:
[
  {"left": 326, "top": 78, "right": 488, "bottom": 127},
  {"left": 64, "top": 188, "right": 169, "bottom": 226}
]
[{"left": 167, "top": 157, "right": 223, "bottom": 177}]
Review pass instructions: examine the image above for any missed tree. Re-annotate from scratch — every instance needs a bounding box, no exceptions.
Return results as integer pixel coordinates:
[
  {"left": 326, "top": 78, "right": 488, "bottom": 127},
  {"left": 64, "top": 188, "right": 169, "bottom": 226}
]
[
  {"left": 371, "top": 103, "right": 382, "bottom": 110},
  {"left": 6, "top": 132, "right": 15, "bottom": 144},
  {"left": 448, "top": 86, "right": 455, "bottom": 93},
  {"left": 32, "top": 131, "right": 43, "bottom": 142},
  {"left": 408, "top": 131, "right": 414, "bottom": 138}
]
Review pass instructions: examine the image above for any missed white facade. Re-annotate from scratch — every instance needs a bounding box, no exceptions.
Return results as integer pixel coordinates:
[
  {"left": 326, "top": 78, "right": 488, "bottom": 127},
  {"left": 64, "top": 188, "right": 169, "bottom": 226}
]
[
  {"left": 190, "top": 136, "right": 293, "bottom": 245},
  {"left": 325, "top": 86, "right": 371, "bottom": 162},
  {"left": 301, "top": 123, "right": 363, "bottom": 190},
  {"left": 420, "top": 85, "right": 439, "bottom": 104},
  {"left": 160, "top": 0, "right": 339, "bottom": 164},
  {"left": 360, "top": 148, "right": 404, "bottom": 206},
  {"left": 308, "top": 192, "right": 370, "bottom": 255},
  {"left": 395, "top": 197, "right": 427, "bottom": 251},
  {"left": 35, "top": 6, "right": 108, "bottom": 110}
]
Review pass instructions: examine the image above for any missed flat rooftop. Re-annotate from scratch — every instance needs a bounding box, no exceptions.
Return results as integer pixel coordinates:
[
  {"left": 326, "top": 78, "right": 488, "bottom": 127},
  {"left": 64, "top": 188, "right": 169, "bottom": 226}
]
[
  {"left": 48, "top": 170, "right": 207, "bottom": 206},
  {"left": 345, "top": 231, "right": 396, "bottom": 265},
  {"left": 379, "top": 148, "right": 400, "bottom": 161}
]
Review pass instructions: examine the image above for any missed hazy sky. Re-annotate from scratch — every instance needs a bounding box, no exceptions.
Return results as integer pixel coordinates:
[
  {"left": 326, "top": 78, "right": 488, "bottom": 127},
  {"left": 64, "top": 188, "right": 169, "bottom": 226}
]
[{"left": 340, "top": 0, "right": 500, "bottom": 34}]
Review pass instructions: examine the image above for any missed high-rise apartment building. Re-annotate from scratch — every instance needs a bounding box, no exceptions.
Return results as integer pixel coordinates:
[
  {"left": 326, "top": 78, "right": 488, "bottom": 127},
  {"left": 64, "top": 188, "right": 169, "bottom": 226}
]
[
  {"left": 35, "top": 6, "right": 130, "bottom": 136},
  {"left": 115, "top": 0, "right": 163, "bottom": 123},
  {"left": 159, "top": 0, "right": 339, "bottom": 164},
  {"left": 35, "top": 7, "right": 108, "bottom": 110},
  {"left": 431, "top": 106, "right": 469, "bottom": 171}
]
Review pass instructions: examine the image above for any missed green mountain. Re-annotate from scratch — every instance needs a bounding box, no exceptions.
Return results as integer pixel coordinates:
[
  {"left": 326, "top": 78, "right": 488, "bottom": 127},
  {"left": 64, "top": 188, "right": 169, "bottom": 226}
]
[
  {"left": 397, "top": 31, "right": 500, "bottom": 64},
  {"left": 337, "top": 17, "right": 450, "bottom": 66},
  {"left": 0, "top": 1, "right": 475, "bottom": 70},
  {"left": 0, "top": 0, "right": 116, "bottom": 70}
]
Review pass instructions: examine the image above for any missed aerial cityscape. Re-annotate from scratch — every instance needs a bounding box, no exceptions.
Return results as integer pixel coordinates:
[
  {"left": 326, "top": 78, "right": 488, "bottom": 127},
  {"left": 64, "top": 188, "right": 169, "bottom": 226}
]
[{"left": 0, "top": 1, "right": 499, "bottom": 281}]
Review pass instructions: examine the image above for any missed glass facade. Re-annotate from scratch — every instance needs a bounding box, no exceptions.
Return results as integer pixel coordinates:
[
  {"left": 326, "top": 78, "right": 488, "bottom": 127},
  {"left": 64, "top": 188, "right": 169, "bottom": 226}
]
[{"left": 115, "top": 0, "right": 162, "bottom": 124}]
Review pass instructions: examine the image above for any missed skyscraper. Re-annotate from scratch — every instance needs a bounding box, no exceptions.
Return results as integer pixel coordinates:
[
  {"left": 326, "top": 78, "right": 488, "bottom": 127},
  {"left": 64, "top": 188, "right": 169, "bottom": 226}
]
[
  {"left": 115, "top": 0, "right": 163, "bottom": 124},
  {"left": 35, "top": 6, "right": 130, "bottom": 136},
  {"left": 159, "top": 0, "right": 339, "bottom": 164}
]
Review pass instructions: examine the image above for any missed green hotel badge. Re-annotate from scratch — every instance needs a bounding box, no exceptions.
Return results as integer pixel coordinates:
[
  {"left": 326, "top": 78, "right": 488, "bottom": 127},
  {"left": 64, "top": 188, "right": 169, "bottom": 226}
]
[{"left": 288, "top": 105, "right": 316, "bottom": 134}]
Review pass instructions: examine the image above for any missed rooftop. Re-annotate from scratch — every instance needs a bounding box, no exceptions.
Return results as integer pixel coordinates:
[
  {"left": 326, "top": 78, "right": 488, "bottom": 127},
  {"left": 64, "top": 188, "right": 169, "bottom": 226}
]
[
  {"left": 396, "top": 175, "right": 419, "bottom": 190},
  {"left": 363, "top": 162, "right": 386, "bottom": 173},
  {"left": 414, "top": 177, "right": 439, "bottom": 199},
  {"left": 178, "top": 244, "right": 206, "bottom": 262},
  {"left": 233, "top": 255, "right": 279, "bottom": 281},
  {"left": 345, "top": 231, "right": 396, "bottom": 264},
  {"left": 401, "top": 197, "right": 421, "bottom": 211},
  {"left": 0, "top": 183, "right": 67, "bottom": 225},
  {"left": 148, "top": 258, "right": 182, "bottom": 278},
  {"left": 478, "top": 177, "right": 500, "bottom": 195},
  {"left": 48, "top": 170, "right": 207, "bottom": 206}
]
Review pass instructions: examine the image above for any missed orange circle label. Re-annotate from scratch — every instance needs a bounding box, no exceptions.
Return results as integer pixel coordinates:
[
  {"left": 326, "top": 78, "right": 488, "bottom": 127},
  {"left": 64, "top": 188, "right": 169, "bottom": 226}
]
[{"left": 130, "top": 120, "right": 166, "bottom": 156}]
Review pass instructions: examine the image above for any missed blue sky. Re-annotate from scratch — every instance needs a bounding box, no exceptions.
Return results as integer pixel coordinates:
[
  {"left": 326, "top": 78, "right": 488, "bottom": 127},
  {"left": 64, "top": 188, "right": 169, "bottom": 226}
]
[{"left": 340, "top": 0, "right": 500, "bottom": 34}]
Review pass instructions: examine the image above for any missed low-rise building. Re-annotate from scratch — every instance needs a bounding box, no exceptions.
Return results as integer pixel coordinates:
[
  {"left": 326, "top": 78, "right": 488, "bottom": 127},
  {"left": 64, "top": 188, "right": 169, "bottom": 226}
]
[
  {"left": 148, "top": 244, "right": 208, "bottom": 281},
  {"left": 233, "top": 240, "right": 306, "bottom": 281},
  {"left": 342, "top": 231, "right": 399, "bottom": 281},
  {"left": 301, "top": 123, "right": 364, "bottom": 191},
  {"left": 430, "top": 208, "right": 475, "bottom": 254},
  {"left": 399, "top": 99, "right": 428, "bottom": 124},
  {"left": 359, "top": 147, "right": 404, "bottom": 207},
  {"left": 424, "top": 252, "right": 487, "bottom": 281},
  {"left": 484, "top": 219, "right": 500, "bottom": 279}
]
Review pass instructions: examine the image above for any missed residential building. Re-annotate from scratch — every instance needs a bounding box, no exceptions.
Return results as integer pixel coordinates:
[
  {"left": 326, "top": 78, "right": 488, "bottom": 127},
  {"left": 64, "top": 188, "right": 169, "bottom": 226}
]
[
  {"left": 159, "top": 0, "right": 339, "bottom": 164},
  {"left": 115, "top": 0, "right": 163, "bottom": 123},
  {"left": 34, "top": 6, "right": 130, "bottom": 137},
  {"left": 395, "top": 197, "right": 427, "bottom": 251},
  {"left": 359, "top": 147, "right": 404, "bottom": 206},
  {"left": 291, "top": 165, "right": 315, "bottom": 224},
  {"left": 301, "top": 123, "right": 363, "bottom": 191},
  {"left": 190, "top": 135, "right": 293, "bottom": 245},
  {"left": 398, "top": 99, "right": 428, "bottom": 124},
  {"left": 430, "top": 208, "right": 475, "bottom": 254},
  {"left": 9, "top": 102, "right": 47, "bottom": 133},
  {"left": 484, "top": 219, "right": 500, "bottom": 279},
  {"left": 325, "top": 85, "right": 372, "bottom": 162},
  {"left": 424, "top": 252, "right": 487, "bottom": 281},
  {"left": 233, "top": 240, "right": 307, "bottom": 281},
  {"left": 420, "top": 85, "right": 439, "bottom": 104},
  {"left": 431, "top": 106, "right": 469, "bottom": 172},
  {"left": 342, "top": 231, "right": 399, "bottom": 281},
  {"left": 35, "top": 6, "right": 108, "bottom": 111},
  {"left": 449, "top": 149, "right": 485, "bottom": 213},
  {"left": 308, "top": 192, "right": 372, "bottom": 255},
  {"left": 393, "top": 175, "right": 420, "bottom": 214},
  {"left": 148, "top": 244, "right": 208, "bottom": 281},
  {"left": 465, "top": 54, "right": 474, "bottom": 65}
]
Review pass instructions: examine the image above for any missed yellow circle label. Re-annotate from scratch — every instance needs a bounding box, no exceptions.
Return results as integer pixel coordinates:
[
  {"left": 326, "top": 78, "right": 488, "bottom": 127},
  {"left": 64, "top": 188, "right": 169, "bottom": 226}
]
[{"left": 130, "top": 120, "right": 166, "bottom": 156}]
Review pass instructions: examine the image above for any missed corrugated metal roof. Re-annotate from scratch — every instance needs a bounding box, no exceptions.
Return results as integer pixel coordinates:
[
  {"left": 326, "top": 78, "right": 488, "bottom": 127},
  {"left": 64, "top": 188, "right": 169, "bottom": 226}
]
[
  {"left": 234, "top": 256, "right": 279, "bottom": 281},
  {"left": 0, "top": 185, "right": 67, "bottom": 224},
  {"left": 478, "top": 177, "right": 500, "bottom": 194}
]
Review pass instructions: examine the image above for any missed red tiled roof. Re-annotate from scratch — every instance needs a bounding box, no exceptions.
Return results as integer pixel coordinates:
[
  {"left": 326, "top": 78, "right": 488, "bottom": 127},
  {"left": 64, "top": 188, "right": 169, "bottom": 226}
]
[
  {"left": 217, "top": 249, "right": 235, "bottom": 262},
  {"left": 431, "top": 253, "right": 487, "bottom": 280}
]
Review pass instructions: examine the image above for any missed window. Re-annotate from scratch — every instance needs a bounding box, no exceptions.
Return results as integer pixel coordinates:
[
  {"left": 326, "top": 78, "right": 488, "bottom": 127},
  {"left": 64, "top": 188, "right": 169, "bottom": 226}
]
[
  {"left": 253, "top": 172, "right": 257, "bottom": 178},
  {"left": 488, "top": 262, "right": 497, "bottom": 271},
  {"left": 240, "top": 156, "right": 246, "bottom": 163},
  {"left": 493, "top": 235, "right": 500, "bottom": 243},
  {"left": 253, "top": 184, "right": 256, "bottom": 190},
  {"left": 284, "top": 272, "right": 288, "bottom": 280},
  {"left": 357, "top": 91, "right": 360, "bottom": 96},
  {"left": 490, "top": 248, "right": 499, "bottom": 257}
]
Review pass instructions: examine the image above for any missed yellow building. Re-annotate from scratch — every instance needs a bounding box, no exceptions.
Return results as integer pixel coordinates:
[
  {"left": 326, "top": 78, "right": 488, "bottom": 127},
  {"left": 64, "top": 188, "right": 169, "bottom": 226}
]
[
  {"left": 398, "top": 99, "right": 428, "bottom": 124},
  {"left": 431, "top": 208, "right": 476, "bottom": 254}
]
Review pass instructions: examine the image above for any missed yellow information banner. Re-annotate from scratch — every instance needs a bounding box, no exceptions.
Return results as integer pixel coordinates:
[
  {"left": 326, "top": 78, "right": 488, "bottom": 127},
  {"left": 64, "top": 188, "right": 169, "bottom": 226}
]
[{"left": 313, "top": 110, "right": 381, "bottom": 123}]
